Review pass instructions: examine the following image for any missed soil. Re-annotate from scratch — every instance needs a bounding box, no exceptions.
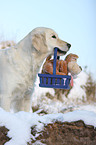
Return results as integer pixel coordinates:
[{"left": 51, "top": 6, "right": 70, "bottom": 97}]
[
  {"left": 0, "top": 126, "right": 11, "bottom": 145},
  {"left": 30, "top": 120, "right": 96, "bottom": 145},
  {"left": 0, "top": 120, "right": 96, "bottom": 145}
]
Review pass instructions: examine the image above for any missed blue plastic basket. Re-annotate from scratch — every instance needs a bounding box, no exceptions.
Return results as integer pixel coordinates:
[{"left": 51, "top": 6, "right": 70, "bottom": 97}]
[{"left": 38, "top": 47, "right": 71, "bottom": 89}]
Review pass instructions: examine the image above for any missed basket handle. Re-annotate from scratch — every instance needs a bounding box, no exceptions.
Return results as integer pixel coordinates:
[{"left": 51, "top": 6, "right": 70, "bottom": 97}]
[{"left": 53, "top": 47, "right": 58, "bottom": 75}]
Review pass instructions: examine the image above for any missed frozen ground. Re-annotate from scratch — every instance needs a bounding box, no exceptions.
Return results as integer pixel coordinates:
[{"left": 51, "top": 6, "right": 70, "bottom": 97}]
[{"left": 0, "top": 107, "right": 96, "bottom": 145}]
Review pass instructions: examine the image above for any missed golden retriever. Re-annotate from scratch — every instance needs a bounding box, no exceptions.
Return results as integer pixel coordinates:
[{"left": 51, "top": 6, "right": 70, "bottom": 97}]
[{"left": 0, "top": 27, "right": 71, "bottom": 112}]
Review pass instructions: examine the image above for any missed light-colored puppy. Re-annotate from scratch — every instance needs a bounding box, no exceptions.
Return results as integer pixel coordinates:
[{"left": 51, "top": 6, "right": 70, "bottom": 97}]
[
  {"left": 65, "top": 53, "right": 82, "bottom": 76},
  {"left": 0, "top": 27, "right": 71, "bottom": 112}
]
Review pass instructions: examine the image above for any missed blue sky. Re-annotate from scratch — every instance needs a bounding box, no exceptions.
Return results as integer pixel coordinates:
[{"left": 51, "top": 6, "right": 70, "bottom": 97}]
[{"left": 0, "top": 0, "right": 96, "bottom": 79}]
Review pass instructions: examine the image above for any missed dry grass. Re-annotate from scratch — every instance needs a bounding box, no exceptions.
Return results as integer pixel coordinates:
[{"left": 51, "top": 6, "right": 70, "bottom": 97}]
[
  {"left": 0, "top": 40, "right": 16, "bottom": 49},
  {"left": 82, "top": 73, "right": 96, "bottom": 102}
]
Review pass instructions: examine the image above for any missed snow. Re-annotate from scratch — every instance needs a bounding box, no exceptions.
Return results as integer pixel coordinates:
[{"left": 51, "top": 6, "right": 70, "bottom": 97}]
[
  {"left": 68, "top": 71, "right": 88, "bottom": 102},
  {"left": 32, "top": 71, "right": 89, "bottom": 113},
  {"left": 0, "top": 108, "right": 96, "bottom": 145},
  {"left": 75, "top": 104, "right": 96, "bottom": 113},
  {"left": 0, "top": 59, "right": 95, "bottom": 144}
]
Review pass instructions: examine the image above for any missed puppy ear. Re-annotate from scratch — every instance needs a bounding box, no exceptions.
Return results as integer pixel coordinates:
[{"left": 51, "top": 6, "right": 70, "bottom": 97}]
[{"left": 32, "top": 33, "right": 47, "bottom": 51}]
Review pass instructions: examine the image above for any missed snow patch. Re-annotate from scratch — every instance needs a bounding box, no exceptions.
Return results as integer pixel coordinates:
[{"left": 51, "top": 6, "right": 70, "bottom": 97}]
[
  {"left": 32, "top": 71, "right": 88, "bottom": 113},
  {"left": 0, "top": 108, "right": 96, "bottom": 145},
  {"left": 67, "top": 71, "right": 88, "bottom": 103}
]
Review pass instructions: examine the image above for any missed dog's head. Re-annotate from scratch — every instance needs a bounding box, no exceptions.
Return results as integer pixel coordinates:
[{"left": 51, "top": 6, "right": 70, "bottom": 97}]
[{"left": 31, "top": 27, "right": 71, "bottom": 56}]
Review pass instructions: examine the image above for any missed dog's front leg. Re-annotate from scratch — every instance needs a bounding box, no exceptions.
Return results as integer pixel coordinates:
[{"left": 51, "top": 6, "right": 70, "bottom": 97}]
[
  {"left": 19, "top": 90, "right": 32, "bottom": 112},
  {"left": 0, "top": 95, "right": 12, "bottom": 112},
  {"left": 12, "top": 97, "right": 31, "bottom": 112},
  {"left": 22, "top": 97, "right": 31, "bottom": 112}
]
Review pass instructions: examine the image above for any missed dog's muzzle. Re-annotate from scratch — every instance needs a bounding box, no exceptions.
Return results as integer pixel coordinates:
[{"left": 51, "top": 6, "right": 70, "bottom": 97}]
[{"left": 57, "top": 48, "right": 67, "bottom": 55}]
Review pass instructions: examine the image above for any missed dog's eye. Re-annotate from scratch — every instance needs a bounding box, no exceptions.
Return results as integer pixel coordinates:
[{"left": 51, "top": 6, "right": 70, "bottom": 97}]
[{"left": 52, "top": 35, "right": 56, "bottom": 39}]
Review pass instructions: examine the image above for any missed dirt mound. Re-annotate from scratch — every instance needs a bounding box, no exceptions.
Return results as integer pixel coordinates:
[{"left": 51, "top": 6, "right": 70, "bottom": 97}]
[
  {"left": 0, "top": 120, "right": 96, "bottom": 145},
  {"left": 31, "top": 120, "right": 96, "bottom": 145},
  {"left": 0, "top": 126, "right": 11, "bottom": 145}
]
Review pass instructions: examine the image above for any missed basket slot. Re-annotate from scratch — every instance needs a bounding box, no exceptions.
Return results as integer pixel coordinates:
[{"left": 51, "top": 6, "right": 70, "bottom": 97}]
[
  {"left": 48, "top": 77, "right": 51, "bottom": 85},
  {"left": 40, "top": 77, "right": 43, "bottom": 84},
  {"left": 63, "top": 78, "right": 67, "bottom": 85},
  {"left": 60, "top": 78, "right": 64, "bottom": 85},
  {"left": 52, "top": 78, "right": 55, "bottom": 84},
  {"left": 43, "top": 77, "right": 47, "bottom": 84},
  {"left": 56, "top": 78, "right": 60, "bottom": 84}
]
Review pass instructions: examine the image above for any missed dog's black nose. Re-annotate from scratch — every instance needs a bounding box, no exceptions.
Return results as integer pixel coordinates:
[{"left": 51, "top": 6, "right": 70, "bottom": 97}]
[{"left": 67, "top": 43, "right": 71, "bottom": 49}]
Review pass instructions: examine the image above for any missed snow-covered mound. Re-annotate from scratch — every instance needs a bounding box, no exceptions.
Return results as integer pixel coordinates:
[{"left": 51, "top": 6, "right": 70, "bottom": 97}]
[
  {"left": 32, "top": 71, "right": 88, "bottom": 113},
  {"left": 0, "top": 108, "right": 96, "bottom": 145}
]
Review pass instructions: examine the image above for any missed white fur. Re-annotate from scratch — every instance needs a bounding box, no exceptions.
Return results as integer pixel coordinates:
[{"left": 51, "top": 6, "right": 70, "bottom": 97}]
[{"left": 0, "top": 27, "right": 70, "bottom": 112}]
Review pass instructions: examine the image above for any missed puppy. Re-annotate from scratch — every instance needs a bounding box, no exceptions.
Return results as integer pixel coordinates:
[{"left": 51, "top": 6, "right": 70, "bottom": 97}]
[
  {"left": 65, "top": 53, "right": 82, "bottom": 76},
  {"left": 0, "top": 27, "right": 71, "bottom": 112},
  {"left": 42, "top": 55, "right": 68, "bottom": 75},
  {"left": 42, "top": 53, "right": 82, "bottom": 86}
]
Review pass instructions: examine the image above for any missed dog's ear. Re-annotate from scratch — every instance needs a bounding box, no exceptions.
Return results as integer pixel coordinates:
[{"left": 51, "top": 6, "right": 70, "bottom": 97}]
[{"left": 32, "top": 33, "right": 47, "bottom": 51}]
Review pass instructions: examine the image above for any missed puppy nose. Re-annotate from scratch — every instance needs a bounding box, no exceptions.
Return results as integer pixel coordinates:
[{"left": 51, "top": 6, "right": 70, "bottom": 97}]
[
  {"left": 79, "top": 66, "right": 82, "bottom": 71},
  {"left": 57, "top": 56, "right": 60, "bottom": 60},
  {"left": 67, "top": 43, "right": 71, "bottom": 49}
]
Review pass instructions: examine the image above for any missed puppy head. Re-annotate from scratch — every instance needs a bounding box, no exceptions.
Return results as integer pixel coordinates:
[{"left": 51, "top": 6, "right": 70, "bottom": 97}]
[
  {"left": 65, "top": 53, "right": 82, "bottom": 76},
  {"left": 31, "top": 27, "right": 71, "bottom": 56},
  {"left": 68, "top": 62, "right": 82, "bottom": 76},
  {"left": 65, "top": 53, "right": 79, "bottom": 63}
]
